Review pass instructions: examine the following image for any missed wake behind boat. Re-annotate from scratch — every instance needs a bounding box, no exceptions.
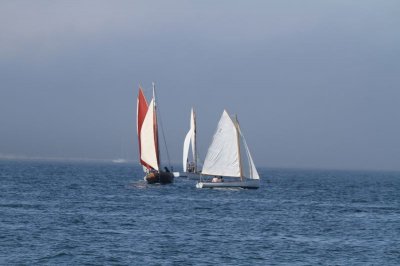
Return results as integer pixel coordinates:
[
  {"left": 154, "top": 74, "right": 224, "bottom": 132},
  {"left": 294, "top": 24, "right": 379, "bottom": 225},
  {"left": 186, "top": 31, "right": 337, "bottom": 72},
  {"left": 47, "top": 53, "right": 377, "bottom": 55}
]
[
  {"left": 112, "top": 158, "right": 127, "bottom": 163},
  {"left": 136, "top": 83, "right": 174, "bottom": 184},
  {"left": 196, "top": 110, "right": 260, "bottom": 189}
]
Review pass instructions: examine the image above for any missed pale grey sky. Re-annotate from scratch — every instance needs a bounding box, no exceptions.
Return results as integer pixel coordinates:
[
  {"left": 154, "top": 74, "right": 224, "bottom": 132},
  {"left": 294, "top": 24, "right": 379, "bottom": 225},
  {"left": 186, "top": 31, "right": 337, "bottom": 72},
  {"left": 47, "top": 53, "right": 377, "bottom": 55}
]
[{"left": 1, "top": 0, "right": 399, "bottom": 170}]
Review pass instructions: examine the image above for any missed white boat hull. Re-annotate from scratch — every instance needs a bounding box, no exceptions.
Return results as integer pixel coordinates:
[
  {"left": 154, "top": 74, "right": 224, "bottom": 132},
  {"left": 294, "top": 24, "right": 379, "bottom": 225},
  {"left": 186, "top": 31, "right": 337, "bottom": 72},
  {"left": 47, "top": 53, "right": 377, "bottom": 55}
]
[
  {"left": 174, "top": 172, "right": 201, "bottom": 179},
  {"left": 196, "top": 180, "right": 259, "bottom": 189}
]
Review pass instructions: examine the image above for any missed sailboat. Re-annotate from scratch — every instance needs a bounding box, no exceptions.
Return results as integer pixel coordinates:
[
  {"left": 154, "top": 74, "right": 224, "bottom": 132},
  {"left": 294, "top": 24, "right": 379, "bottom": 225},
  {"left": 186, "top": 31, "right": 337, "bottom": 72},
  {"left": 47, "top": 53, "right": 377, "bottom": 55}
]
[
  {"left": 196, "top": 110, "right": 260, "bottom": 189},
  {"left": 112, "top": 158, "right": 127, "bottom": 163},
  {"left": 137, "top": 83, "right": 174, "bottom": 184},
  {"left": 181, "top": 108, "right": 201, "bottom": 179},
  {"left": 112, "top": 138, "right": 127, "bottom": 163}
]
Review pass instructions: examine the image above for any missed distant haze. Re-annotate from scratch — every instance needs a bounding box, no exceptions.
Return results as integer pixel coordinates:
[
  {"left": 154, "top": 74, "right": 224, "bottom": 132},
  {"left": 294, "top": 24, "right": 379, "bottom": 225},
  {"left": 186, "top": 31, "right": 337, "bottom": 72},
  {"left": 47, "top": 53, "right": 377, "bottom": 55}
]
[{"left": 1, "top": 1, "right": 399, "bottom": 171}]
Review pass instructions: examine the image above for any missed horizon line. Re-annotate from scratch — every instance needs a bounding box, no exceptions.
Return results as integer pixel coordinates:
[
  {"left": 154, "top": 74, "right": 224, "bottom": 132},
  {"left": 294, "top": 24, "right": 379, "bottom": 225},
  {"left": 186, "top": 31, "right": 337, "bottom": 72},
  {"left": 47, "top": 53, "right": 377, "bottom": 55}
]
[{"left": 1, "top": 154, "right": 399, "bottom": 173}]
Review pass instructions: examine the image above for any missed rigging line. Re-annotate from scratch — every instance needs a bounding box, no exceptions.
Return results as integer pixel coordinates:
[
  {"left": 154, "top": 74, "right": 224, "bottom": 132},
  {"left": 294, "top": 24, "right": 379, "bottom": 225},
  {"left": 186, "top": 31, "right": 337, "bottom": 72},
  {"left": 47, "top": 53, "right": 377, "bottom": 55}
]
[
  {"left": 154, "top": 88, "right": 172, "bottom": 169},
  {"left": 196, "top": 149, "right": 203, "bottom": 166}
]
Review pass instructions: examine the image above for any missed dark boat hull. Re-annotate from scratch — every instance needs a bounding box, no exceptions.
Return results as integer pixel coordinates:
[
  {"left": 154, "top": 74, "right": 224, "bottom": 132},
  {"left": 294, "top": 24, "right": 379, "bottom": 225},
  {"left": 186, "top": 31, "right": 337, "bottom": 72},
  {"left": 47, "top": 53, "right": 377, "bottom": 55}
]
[{"left": 145, "top": 171, "right": 174, "bottom": 184}]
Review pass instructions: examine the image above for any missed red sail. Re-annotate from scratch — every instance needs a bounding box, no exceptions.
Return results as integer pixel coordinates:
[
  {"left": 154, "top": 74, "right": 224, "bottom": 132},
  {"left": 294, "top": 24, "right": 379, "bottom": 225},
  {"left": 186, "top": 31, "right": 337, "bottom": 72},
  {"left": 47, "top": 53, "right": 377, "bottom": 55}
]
[{"left": 137, "top": 87, "right": 151, "bottom": 169}]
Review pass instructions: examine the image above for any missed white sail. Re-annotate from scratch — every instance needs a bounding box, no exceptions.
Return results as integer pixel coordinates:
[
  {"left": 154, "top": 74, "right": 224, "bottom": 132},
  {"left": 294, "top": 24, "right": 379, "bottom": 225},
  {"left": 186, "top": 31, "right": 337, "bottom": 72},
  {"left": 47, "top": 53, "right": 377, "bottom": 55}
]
[
  {"left": 238, "top": 125, "right": 260, "bottom": 180},
  {"left": 183, "top": 108, "right": 197, "bottom": 172},
  {"left": 140, "top": 99, "right": 159, "bottom": 171},
  {"left": 202, "top": 110, "right": 241, "bottom": 177},
  {"left": 183, "top": 128, "right": 193, "bottom": 171},
  {"left": 190, "top": 108, "right": 196, "bottom": 161}
]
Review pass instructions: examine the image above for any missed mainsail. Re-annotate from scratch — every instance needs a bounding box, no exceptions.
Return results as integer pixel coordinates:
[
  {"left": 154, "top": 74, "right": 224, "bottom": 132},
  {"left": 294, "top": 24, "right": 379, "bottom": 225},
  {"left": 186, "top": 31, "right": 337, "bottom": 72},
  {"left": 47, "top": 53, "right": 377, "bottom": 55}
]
[
  {"left": 202, "top": 110, "right": 241, "bottom": 177},
  {"left": 137, "top": 87, "right": 150, "bottom": 169},
  {"left": 183, "top": 108, "right": 197, "bottom": 172},
  {"left": 183, "top": 129, "right": 192, "bottom": 171}
]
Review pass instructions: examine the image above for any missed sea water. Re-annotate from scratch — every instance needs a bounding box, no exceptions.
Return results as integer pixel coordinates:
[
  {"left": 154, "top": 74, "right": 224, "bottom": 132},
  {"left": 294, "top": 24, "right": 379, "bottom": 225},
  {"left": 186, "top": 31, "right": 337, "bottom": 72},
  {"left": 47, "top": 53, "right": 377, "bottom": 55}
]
[{"left": 1, "top": 160, "right": 399, "bottom": 265}]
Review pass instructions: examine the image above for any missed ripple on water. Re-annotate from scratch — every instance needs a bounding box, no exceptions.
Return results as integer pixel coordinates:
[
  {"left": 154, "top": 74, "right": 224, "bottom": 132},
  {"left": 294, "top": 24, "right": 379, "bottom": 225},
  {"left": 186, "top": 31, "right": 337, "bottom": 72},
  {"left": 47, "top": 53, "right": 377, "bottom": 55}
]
[{"left": 0, "top": 161, "right": 399, "bottom": 265}]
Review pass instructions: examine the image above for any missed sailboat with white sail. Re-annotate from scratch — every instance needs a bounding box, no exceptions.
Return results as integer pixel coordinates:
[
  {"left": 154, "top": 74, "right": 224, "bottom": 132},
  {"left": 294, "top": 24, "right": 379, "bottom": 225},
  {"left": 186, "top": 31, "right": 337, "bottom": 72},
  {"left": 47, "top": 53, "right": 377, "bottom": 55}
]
[
  {"left": 196, "top": 110, "right": 260, "bottom": 189},
  {"left": 181, "top": 108, "right": 201, "bottom": 179},
  {"left": 137, "top": 83, "right": 174, "bottom": 184}
]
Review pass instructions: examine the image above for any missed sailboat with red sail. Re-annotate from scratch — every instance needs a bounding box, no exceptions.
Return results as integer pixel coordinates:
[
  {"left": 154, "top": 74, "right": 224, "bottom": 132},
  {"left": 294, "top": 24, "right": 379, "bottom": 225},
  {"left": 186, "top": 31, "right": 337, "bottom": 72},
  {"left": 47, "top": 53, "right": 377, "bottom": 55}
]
[{"left": 137, "top": 83, "right": 174, "bottom": 184}]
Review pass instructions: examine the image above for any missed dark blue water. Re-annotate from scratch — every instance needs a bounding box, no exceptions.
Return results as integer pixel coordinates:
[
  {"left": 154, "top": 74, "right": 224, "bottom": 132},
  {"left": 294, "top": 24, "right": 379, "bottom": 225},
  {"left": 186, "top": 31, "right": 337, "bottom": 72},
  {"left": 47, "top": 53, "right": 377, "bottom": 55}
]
[{"left": 1, "top": 160, "right": 399, "bottom": 265}]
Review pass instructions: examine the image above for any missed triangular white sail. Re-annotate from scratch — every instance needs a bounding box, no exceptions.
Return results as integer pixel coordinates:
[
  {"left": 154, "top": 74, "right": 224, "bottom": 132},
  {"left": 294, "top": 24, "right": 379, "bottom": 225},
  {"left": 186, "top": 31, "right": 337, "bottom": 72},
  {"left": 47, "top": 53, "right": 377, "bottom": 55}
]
[
  {"left": 238, "top": 125, "right": 260, "bottom": 180},
  {"left": 183, "top": 128, "right": 193, "bottom": 171},
  {"left": 202, "top": 110, "right": 241, "bottom": 177},
  {"left": 140, "top": 99, "right": 159, "bottom": 171},
  {"left": 190, "top": 108, "right": 196, "bottom": 161},
  {"left": 183, "top": 108, "right": 197, "bottom": 172}
]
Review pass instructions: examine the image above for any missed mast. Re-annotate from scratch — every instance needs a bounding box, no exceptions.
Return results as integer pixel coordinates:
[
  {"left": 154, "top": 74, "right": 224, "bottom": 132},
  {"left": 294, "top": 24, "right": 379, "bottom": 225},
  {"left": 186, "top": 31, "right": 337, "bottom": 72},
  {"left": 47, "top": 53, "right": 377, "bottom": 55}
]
[
  {"left": 235, "top": 114, "right": 244, "bottom": 180},
  {"left": 193, "top": 109, "right": 198, "bottom": 173},
  {"left": 152, "top": 82, "right": 160, "bottom": 171}
]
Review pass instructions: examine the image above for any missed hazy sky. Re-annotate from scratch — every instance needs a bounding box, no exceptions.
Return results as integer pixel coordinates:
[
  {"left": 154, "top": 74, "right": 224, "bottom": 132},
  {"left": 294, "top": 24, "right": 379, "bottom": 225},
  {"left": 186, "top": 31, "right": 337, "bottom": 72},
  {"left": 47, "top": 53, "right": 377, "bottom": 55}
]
[{"left": 1, "top": 1, "right": 399, "bottom": 170}]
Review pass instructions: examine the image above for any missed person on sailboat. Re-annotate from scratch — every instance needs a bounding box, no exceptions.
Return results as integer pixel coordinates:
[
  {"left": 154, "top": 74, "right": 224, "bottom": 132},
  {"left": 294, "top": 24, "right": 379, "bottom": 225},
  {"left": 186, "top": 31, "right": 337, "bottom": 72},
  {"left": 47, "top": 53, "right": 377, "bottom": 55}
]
[
  {"left": 187, "top": 161, "right": 195, "bottom": 173},
  {"left": 211, "top": 176, "right": 223, "bottom": 183}
]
